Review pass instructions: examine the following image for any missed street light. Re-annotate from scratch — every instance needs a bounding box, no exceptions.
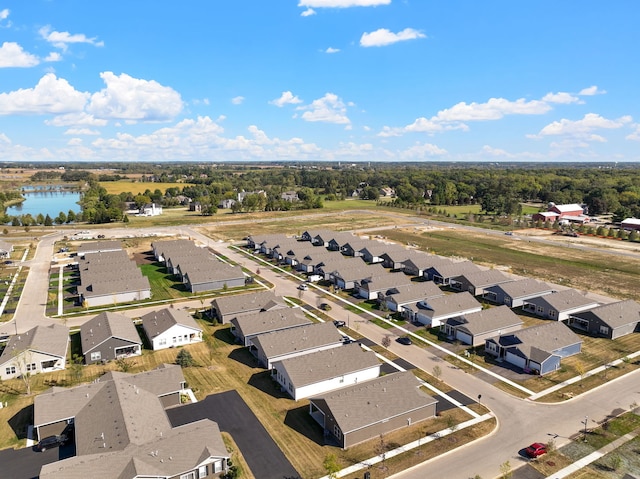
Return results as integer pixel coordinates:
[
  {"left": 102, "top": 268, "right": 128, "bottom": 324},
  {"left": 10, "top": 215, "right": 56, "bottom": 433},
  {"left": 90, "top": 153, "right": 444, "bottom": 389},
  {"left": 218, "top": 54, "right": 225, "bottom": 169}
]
[{"left": 582, "top": 416, "right": 589, "bottom": 441}]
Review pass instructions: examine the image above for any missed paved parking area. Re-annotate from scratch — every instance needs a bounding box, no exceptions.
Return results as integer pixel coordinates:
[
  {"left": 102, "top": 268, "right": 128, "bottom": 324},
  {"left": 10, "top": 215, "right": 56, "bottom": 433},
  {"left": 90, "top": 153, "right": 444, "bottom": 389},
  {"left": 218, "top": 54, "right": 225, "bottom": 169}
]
[
  {"left": 0, "top": 442, "right": 74, "bottom": 479},
  {"left": 166, "top": 390, "right": 300, "bottom": 479}
]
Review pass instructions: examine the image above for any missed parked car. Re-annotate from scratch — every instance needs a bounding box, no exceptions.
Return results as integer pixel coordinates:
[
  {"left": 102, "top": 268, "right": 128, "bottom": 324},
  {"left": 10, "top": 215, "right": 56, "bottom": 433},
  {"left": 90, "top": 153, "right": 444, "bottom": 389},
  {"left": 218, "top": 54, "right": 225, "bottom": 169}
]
[
  {"left": 525, "top": 442, "right": 547, "bottom": 458},
  {"left": 97, "top": 234, "right": 106, "bottom": 239},
  {"left": 36, "top": 434, "right": 67, "bottom": 452},
  {"left": 504, "top": 231, "right": 513, "bottom": 236},
  {"left": 333, "top": 320, "right": 346, "bottom": 328},
  {"left": 298, "top": 283, "right": 308, "bottom": 290},
  {"left": 320, "top": 303, "right": 332, "bottom": 311},
  {"left": 341, "top": 335, "right": 354, "bottom": 344},
  {"left": 396, "top": 336, "right": 413, "bottom": 346}
]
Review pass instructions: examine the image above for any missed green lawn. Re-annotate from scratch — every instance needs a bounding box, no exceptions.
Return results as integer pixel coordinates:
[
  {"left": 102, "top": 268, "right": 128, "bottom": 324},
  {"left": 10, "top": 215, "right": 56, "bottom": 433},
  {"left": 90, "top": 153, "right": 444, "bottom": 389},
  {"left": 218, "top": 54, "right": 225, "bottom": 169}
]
[{"left": 139, "top": 262, "right": 191, "bottom": 300}]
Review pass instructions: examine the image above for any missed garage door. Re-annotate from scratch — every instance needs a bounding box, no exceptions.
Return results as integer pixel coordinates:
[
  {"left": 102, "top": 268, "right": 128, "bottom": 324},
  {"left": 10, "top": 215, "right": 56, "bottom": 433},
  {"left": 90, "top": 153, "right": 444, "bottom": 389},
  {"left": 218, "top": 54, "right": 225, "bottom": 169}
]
[
  {"left": 456, "top": 331, "right": 473, "bottom": 345},
  {"left": 505, "top": 351, "right": 526, "bottom": 369}
]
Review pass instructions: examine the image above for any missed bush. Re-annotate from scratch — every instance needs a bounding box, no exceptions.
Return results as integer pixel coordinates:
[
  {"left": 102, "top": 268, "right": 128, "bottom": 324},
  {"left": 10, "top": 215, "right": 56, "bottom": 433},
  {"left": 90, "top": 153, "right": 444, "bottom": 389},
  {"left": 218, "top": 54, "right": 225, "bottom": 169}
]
[{"left": 176, "top": 349, "right": 196, "bottom": 367}]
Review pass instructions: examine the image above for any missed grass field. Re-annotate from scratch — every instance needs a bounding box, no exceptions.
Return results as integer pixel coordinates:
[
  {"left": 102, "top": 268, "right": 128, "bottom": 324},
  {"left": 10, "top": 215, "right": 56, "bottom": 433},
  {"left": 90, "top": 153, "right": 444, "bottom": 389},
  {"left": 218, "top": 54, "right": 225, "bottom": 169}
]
[{"left": 100, "top": 180, "right": 190, "bottom": 196}]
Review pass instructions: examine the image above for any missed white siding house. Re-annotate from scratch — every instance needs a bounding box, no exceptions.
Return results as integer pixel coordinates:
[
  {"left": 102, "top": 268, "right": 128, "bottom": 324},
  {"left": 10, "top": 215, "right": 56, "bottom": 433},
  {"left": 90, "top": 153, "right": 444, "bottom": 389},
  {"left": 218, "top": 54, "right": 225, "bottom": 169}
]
[{"left": 141, "top": 308, "right": 203, "bottom": 350}]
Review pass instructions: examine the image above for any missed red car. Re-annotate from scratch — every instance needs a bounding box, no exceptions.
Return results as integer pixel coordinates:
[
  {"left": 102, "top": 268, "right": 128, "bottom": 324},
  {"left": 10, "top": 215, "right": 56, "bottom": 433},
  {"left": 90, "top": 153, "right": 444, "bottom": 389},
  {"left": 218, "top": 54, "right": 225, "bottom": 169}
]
[{"left": 525, "top": 443, "right": 547, "bottom": 458}]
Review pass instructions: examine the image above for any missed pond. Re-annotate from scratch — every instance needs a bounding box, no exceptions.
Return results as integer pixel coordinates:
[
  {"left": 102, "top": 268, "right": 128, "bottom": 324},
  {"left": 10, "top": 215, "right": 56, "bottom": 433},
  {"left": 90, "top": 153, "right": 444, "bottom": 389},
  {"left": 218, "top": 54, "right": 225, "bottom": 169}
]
[{"left": 6, "top": 190, "right": 82, "bottom": 218}]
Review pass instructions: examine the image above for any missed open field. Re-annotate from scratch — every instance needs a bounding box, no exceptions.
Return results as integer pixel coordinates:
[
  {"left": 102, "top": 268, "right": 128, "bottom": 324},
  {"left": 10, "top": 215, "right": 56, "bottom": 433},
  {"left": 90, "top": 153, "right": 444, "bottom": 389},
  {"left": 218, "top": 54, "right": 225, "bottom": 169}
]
[{"left": 99, "top": 180, "right": 190, "bottom": 196}]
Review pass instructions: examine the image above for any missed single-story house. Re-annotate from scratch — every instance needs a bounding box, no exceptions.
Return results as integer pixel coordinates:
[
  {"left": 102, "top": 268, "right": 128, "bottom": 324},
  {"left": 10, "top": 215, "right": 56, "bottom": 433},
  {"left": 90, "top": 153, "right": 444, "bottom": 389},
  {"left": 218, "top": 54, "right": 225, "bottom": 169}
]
[
  {"left": 0, "top": 239, "right": 13, "bottom": 258},
  {"left": 450, "top": 269, "right": 514, "bottom": 296},
  {"left": 309, "top": 371, "right": 437, "bottom": 449},
  {"left": 230, "top": 308, "right": 312, "bottom": 346},
  {"left": 327, "top": 232, "right": 359, "bottom": 251},
  {"left": 329, "top": 263, "right": 383, "bottom": 290},
  {"left": 250, "top": 321, "right": 343, "bottom": 369},
  {"left": 483, "top": 278, "right": 556, "bottom": 308},
  {"left": 0, "top": 324, "right": 69, "bottom": 381},
  {"left": 340, "top": 239, "right": 370, "bottom": 257},
  {"left": 138, "top": 202, "right": 163, "bottom": 216},
  {"left": 356, "top": 272, "right": 413, "bottom": 300},
  {"left": 359, "top": 242, "right": 406, "bottom": 265},
  {"left": 141, "top": 307, "right": 203, "bottom": 350},
  {"left": 80, "top": 311, "right": 142, "bottom": 364},
  {"left": 621, "top": 218, "right": 640, "bottom": 232},
  {"left": 568, "top": 300, "right": 640, "bottom": 339},
  {"left": 533, "top": 203, "right": 588, "bottom": 224},
  {"left": 485, "top": 321, "right": 582, "bottom": 375},
  {"left": 402, "top": 254, "right": 452, "bottom": 278},
  {"left": 522, "top": 289, "right": 599, "bottom": 321},
  {"left": 211, "top": 290, "right": 287, "bottom": 324},
  {"left": 181, "top": 262, "right": 245, "bottom": 293},
  {"left": 441, "top": 305, "right": 524, "bottom": 347},
  {"left": 272, "top": 343, "right": 381, "bottom": 400},
  {"left": 411, "top": 291, "right": 482, "bottom": 328},
  {"left": 382, "top": 281, "right": 444, "bottom": 313},
  {"left": 76, "top": 240, "right": 122, "bottom": 258},
  {"left": 380, "top": 248, "right": 420, "bottom": 270},
  {"left": 426, "top": 261, "right": 481, "bottom": 285}
]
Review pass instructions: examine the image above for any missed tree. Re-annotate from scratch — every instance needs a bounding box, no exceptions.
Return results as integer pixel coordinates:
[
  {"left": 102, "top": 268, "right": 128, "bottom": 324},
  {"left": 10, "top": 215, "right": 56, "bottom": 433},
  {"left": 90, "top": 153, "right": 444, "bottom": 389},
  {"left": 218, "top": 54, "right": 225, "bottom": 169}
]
[
  {"left": 115, "top": 357, "right": 134, "bottom": 372},
  {"left": 69, "top": 354, "right": 84, "bottom": 385},
  {"left": 67, "top": 210, "right": 77, "bottom": 223},
  {"left": 13, "top": 349, "right": 35, "bottom": 395},
  {"left": 55, "top": 211, "right": 67, "bottom": 225},
  {"left": 323, "top": 453, "right": 341, "bottom": 479},
  {"left": 432, "top": 365, "right": 442, "bottom": 381},
  {"left": 381, "top": 335, "right": 391, "bottom": 348},
  {"left": 499, "top": 461, "right": 512, "bottom": 479},
  {"left": 176, "top": 348, "right": 196, "bottom": 367},
  {"left": 44, "top": 214, "right": 53, "bottom": 226}
]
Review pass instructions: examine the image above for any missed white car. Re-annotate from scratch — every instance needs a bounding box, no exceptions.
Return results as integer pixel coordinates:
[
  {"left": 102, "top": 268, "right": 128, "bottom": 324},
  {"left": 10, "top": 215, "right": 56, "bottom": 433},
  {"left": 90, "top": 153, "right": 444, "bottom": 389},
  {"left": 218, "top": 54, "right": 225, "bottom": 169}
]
[{"left": 298, "top": 283, "right": 308, "bottom": 290}]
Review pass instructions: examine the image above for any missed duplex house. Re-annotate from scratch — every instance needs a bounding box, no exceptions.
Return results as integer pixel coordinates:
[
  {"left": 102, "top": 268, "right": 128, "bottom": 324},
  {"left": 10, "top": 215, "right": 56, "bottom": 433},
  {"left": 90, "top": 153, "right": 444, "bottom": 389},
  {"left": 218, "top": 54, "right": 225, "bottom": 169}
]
[
  {"left": 402, "top": 254, "right": 452, "bottom": 278},
  {"left": 327, "top": 232, "right": 359, "bottom": 251},
  {"left": 76, "top": 240, "right": 122, "bottom": 258},
  {"left": 0, "top": 324, "right": 69, "bottom": 381},
  {"left": 569, "top": 300, "right": 640, "bottom": 339},
  {"left": 426, "top": 260, "right": 480, "bottom": 285},
  {"left": 272, "top": 343, "right": 381, "bottom": 400},
  {"left": 359, "top": 242, "right": 406, "bottom": 265},
  {"left": 380, "top": 248, "right": 421, "bottom": 270},
  {"left": 309, "top": 371, "right": 438, "bottom": 449},
  {"left": 251, "top": 321, "right": 343, "bottom": 368},
  {"left": 483, "top": 278, "right": 555, "bottom": 308},
  {"left": 80, "top": 312, "right": 142, "bottom": 365},
  {"left": 230, "top": 308, "right": 312, "bottom": 346},
  {"left": 523, "top": 289, "right": 599, "bottom": 321},
  {"left": 300, "top": 229, "right": 337, "bottom": 245},
  {"left": 442, "top": 305, "right": 523, "bottom": 347},
  {"left": 340, "top": 239, "right": 370, "bottom": 257},
  {"left": 141, "top": 307, "right": 203, "bottom": 350},
  {"left": 485, "top": 321, "right": 582, "bottom": 375},
  {"left": 411, "top": 292, "right": 482, "bottom": 327},
  {"left": 450, "top": 269, "right": 514, "bottom": 296},
  {"left": 356, "top": 272, "right": 413, "bottom": 300},
  {"left": 383, "top": 281, "right": 443, "bottom": 313},
  {"left": 181, "top": 262, "right": 245, "bottom": 293},
  {"left": 211, "top": 290, "right": 287, "bottom": 324},
  {"left": 330, "top": 263, "right": 383, "bottom": 290},
  {"left": 295, "top": 250, "right": 340, "bottom": 273}
]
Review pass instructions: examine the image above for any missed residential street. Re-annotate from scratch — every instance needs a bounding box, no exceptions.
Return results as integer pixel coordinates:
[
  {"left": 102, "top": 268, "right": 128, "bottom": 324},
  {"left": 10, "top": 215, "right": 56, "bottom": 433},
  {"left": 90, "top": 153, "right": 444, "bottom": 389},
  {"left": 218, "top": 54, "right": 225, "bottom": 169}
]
[{"left": 4, "top": 221, "right": 640, "bottom": 479}]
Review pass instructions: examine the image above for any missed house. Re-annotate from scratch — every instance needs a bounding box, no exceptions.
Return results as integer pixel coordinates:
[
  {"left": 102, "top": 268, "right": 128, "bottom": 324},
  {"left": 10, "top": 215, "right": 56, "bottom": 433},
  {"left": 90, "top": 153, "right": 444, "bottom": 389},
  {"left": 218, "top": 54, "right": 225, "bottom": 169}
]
[
  {"left": 380, "top": 248, "right": 422, "bottom": 270},
  {"left": 309, "top": 371, "right": 437, "bottom": 449},
  {"left": 189, "top": 201, "right": 202, "bottom": 212},
  {"left": 295, "top": 250, "right": 342, "bottom": 273},
  {"left": 329, "top": 263, "right": 383, "bottom": 290},
  {"left": 250, "top": 321, "right": 344, "bottom": 368},
  {"left": 327, "top": 232, "right": 360, "bottom": 251},
  {"left": 245, "top": 233, "right": 287, "bottom": 255},
  {"left": 356, "top": 272, "right": 413, "bottom": 300},
  {"left": 402, "top": 254, "right": 452, "bottom": 277},
  {"left": 522, "top": 289, "right": 599, "bottom": 321},
  {"left": 383, "top": 281, "right": 443, "bottom": 313},
  {"left": 211, "top": 291, "right": 287, "bottom": 324},
  {"left": 138, "top": 202, "right": 163, "bottom": 216},
  {"left": 281, "top": 190, "right": 299, "bottom": 202},
  {"left": 426, "top": 260, "right": 481, "bottom": 285},
  {"left": 483, "top": 278, "right": 555, "bottom": 308},
  {"left": 411, "top": 292, "right": 482, "bottom": 327},
  {"left": 621, "top": 218, "right": 640, "bottom": 232},
  {"left": 359, "top": 242, "right": 406, "bottom": 265},
  {"left": 340, "top": 239, "right": 371, "bottom": 257},
  {"left": 568, "top": 300, "right": 640, "bottom": 339},
  {"left": 76, "top": 240, "right": 123, "bottom": 258},
  {"left": 0, "top": 324, "right": 69, "bottom": 381},
  {"left": 219, "top": 198, "right": 236, "bottom": 209},
  {"left": 450, "top": 269, "right": 514, "bottom": 296},
  {"left": 141, "top": 307, "right": 203, "bottom": 350},
  {"left": 0, "top": 239, "right": 14, "bottom": 258},
  {"left": 35, "top": 364, "right": 230, "bottom": 479},
  {"left": 441, "top": 305, "right": 524, "bottom": 347},
  {"left": 300, "top": 229, "right": 345, "bottom": 246},
  {"left": 181, "top": 262, "right": 245, "bottom": 293},
  {"left": 485, "top": 321, "right": 582, "bottom": 375},
  {"left": 230, "top": 308, "right": 312, "bottom": 346},
  {"left": 272, "top": 343, "right": 381, "bottom": 400},
  {"left": 80, "top": 312, "right": 142, "bottom": 364},
  {"left": 379, "top": 187, "right": 395, "bottom": 197},
  {"left": 533, "top": 203, "right": 589, "bottom": 224}
]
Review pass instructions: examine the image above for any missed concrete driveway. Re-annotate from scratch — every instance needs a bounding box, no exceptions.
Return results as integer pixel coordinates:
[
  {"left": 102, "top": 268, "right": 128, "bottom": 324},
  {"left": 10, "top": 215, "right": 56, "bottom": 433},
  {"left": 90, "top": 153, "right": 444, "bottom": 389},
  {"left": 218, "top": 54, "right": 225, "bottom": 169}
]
[{"left": 166, "top": 390, "right": 300, "bottom": 479}]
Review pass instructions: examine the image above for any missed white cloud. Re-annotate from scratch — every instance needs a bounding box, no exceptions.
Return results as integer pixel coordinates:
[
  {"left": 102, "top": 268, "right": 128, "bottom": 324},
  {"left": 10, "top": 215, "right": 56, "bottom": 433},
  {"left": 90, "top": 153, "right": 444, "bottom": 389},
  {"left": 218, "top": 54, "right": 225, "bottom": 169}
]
[
  {"left": 0, "top": 8, "right": 11, "bottom": 27},
  {"left": 436, "top": 97, "right": 550, "bottom": 122},
  {"left": 404, "top": 116, "right": 469, "bottom": 133},
  {"left": 398, "top": 142, "right": 447, "bottom": 159},
  {"left": 298, "top": 92, "right": 351, "bottom": 124},
  {"left": 532, "top": 113, "right": 632, "bottom": 140},
  {"left": 46, "top": 112, "right": 108, "bottom": 127},
  {"left": 325, "top": 47, "right": 340, "bottom": 53},
  {"left": 360, "top": 28, "right": 426, "bottom": 47},
  {"left": 299, "top": 0, "right": 390, "bottom": 7},
  {"left": 270, "top": 91, "right": 303, "bottom": 107},
  {"left": 44, "top": 52, "right": 62, "bottom": 62},
  {"left": 542, "top": 91, "right": 581, "bottom": 104},
  {"left": 87, "top": 72, "right": 183, "bottom": 122},
  {"left": 64, "top": 128, "right": 100, "bottom": 135},
  {"left": 301, "top": 8, "right": 316, "bottom": 16},
  {"left": 482, "top": 145, "right": 514, "bottom": 158},
  {"left": 0, "top": 42, "right": 39, "bottom": 67},
  {"left": 626, "top": 124, "right": 640, "bottom": 142},
  {"left": 231, "top": 96, "right": 245, "bottom": 105},
  {"left": 579, "top": 85, "right": 606, "bottom": 96},
  {"left": 0, "top": 73, "right": 88, "bottom": 115},
  {"left": 67, "top": 138, "right": 83, "bottom": 146},
  {"left": 39, "top": 25, "right": 104, "bottom": 52}
]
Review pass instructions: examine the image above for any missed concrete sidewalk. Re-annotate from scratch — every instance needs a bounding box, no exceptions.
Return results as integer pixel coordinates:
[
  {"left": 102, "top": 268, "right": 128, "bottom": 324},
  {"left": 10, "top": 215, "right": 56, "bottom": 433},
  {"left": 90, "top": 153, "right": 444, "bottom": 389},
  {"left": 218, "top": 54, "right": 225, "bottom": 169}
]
[{"left": 545, "top": 428, "right": 640, "bottom": 479}]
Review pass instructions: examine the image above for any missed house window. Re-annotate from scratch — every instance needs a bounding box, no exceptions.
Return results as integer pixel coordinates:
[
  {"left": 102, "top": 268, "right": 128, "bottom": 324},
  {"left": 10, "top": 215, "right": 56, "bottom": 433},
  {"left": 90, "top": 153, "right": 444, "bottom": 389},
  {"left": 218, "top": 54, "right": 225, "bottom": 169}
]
[
  {"left": 180, "top": 472, "right": 196, "bottom": 479},
  {"left": 599, "top": 325, "right": 610, "bottom": 336},
  {"left": 198, "top": 465, "right": 207, "bottom": 478},
  {"left": 5, "top": 366, "right": 16, "bottom": 375},
  {"left": 333, "top": 424, "right": 342, "bottom": 439},
  {"left": 26, "top": 363, "right": 37, "bottom": 372},
  {"left": 159, "top": 338, "right": 167, "bottom": 346},
  {"left": 537, "top": 306, "right": 544, "bottom": 313},
  {"left": 288, "top": 383, "right": 293, "bottom": 393},
  {"left": 504, "top": 296, "right": 511, "bottom": 305},
  {"left": 549, "top": 310, "right": 557, "bottom": 318},
  {"left": 90, "top": 351, "right": 101, "bottom": 361},
  {"left": 173, "top": 337, "right": 177, "bottom": 343}
]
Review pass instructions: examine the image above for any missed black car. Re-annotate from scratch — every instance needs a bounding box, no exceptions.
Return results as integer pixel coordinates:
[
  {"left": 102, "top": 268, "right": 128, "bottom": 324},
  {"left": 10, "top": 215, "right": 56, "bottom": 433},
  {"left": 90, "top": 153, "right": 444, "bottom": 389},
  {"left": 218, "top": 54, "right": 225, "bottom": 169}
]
[
  {"left": 396, "top": 336, "right": 413, "bottom": 346},
  {"left": 333, "top": 320, "right": 346, "bottom": 327},
  {"left": 36, "top": 434, "right": 67, "bottom": 452}
]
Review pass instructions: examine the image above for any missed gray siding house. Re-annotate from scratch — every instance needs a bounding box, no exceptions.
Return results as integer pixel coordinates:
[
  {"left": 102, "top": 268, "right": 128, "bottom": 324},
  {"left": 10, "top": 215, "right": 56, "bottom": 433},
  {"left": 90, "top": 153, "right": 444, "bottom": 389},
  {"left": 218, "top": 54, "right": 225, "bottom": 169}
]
[
  {"left": 411, "top": 292, "right": 483, "bottom": 327},
  {"left": 569, "top": 300, "right": 640, "bottom": 339},
  {"left": 450, "top": 269, "right": 514, "bottom": 296},
  {"left": 230, "top": 308, "right": 312, "bottom": 346},
  {"left": 483, "top": 278, "right": 555, "bottom": 308},
  {"left": 523, "top": 289, "right": 599, "bottom": 321},
  {"left": 211, "top": 291, "right": 287, "bottom": 324},
  {"left": 80, "top": 312, "right": 142, "bottom": 364},
  {"left": 442, "top": 305, "right": 523, "bottom": 347}
]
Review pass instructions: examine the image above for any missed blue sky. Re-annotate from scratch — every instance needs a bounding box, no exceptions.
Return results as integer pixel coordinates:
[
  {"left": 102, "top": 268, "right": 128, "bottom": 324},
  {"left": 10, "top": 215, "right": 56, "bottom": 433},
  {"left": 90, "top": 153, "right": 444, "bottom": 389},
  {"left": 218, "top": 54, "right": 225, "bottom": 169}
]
[{"left": 0, "top": 1, "right": 639, "bottom": 163}]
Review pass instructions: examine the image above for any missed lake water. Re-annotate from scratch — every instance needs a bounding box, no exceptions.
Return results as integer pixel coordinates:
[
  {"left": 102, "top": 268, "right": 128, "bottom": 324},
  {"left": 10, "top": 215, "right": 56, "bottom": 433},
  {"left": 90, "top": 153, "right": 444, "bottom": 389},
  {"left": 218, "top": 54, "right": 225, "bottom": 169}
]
[{"left": 6, "top": 191, "right": 82, "bottom": 218}]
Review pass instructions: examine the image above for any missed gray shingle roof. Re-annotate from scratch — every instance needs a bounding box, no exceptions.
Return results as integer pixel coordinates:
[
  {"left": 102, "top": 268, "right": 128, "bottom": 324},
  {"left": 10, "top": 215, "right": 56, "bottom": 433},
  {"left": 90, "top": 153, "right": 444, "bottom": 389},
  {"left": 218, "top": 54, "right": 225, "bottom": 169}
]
[
  {"left": 526, "top": 289, "right": 599, "bottom": 312},
  {"left": 447, "top": 305, "right": 523, "bottom": 335},
  {"left": 421, "top": 292, "right": 482, "bottom": 318},
  {"left": 140, "top": 308, "right": 202, "bottom": 338},
  {"left": 430, "top": 260, "right": 480, "bottom": 279},
  {"left": 273, "top": 343, "right": 380, "bottom": 388},
  {"left": 571, "top": 299, "right": 640, "bottom": 329},
  {"left": 331, "top": 262, "right": 383, "bottom": 282},
  {"left": 251, "top": 321, "right": 343, "bottom": 359},
  {"left": 77, "top": 240, "right": 122, "bottom": 255},
  {"left": 489, "top": 278, "right": 554, "bottom": 299},
  {"left": 452, "top": 269, "right": 513, "bottom": 288},
  {"left": 0, "top": 323, "right": 69, "bottom": 366},
  {"left": 211, "top": 290, "right": 286, "bottom": 318},
  {"left": 385, "top": 281, "right": 443, "bottom": 305},
  {"left": 230, "top": 308, "right": 311, "bottom": 338},
  {"left": 359, "top": 272, "right": 413, "bottom": 293},
  {"left": 501, "top": 321, "right": 582, "bottom": 357},
  {"left": 80, "top": 312, "right": 141, "bottom": 356},
  {"left": 310, "top": 371, "right": 437, "bottom": 433}
]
